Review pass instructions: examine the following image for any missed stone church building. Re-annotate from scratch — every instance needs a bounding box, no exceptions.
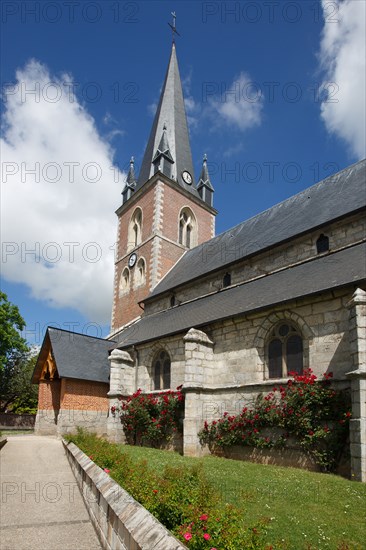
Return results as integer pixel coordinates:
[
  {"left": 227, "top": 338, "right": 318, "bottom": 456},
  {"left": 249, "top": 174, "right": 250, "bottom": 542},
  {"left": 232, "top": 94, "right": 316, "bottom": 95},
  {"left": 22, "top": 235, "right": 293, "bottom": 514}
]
[{"left": 32, "top": 43, "right": 366, "bottom": 481}]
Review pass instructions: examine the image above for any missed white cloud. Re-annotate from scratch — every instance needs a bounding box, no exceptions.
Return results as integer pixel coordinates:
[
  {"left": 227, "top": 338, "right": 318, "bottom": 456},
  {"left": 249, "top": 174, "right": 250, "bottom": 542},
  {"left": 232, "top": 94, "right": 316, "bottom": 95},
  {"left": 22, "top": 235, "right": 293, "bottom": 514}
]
[
  {"left": 1, "top": 60, "right": 124, "bottom": 324},
  {"left": 319, "top": 0, "right": 366, "bottom": 158},
  {"left": 208, "top": 72, "right": 263, "bottom": 131},
  {"left": 147, "top": 101, "right": 158, "bottom": 116},
  {"left": 223, "top": 142, "right": 246, "bottom": 158},
  {"left": 102, "top": 111, "right": 125, "bottom": 141}
]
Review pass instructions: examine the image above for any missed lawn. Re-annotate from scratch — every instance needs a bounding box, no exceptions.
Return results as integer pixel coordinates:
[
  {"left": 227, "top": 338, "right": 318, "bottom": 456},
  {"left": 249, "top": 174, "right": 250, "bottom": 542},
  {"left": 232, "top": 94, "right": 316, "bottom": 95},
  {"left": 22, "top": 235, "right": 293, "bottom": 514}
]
[{"left": 118, "top": 444, "right": 365, "bottom": 550}]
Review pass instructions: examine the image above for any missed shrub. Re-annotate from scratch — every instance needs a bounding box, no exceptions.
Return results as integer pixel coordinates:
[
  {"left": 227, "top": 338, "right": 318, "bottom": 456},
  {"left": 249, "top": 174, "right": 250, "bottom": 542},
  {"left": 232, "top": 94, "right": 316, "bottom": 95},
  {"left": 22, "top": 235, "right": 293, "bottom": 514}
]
[
  {"left": 198, "top": 369, "right": 351, "bottom": 472},
  {"left": 66, "top": 430, "right": 271, "bottom": 550},
  {"left": 113, "top": 386, "right": 184, "bottom": 446}
]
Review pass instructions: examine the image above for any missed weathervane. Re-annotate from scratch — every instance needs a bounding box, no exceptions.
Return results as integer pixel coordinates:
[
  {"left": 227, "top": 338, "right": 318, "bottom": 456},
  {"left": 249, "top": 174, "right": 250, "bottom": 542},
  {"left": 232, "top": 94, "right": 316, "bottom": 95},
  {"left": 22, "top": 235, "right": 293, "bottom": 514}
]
[{"left": 168, "top": 11, "right": 180, "bottom": 43}]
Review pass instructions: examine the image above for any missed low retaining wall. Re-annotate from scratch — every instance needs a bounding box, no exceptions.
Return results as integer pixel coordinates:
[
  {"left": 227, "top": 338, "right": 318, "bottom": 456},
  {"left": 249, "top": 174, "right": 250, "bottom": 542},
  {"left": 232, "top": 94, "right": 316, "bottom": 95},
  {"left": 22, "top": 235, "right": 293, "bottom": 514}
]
[
  {"left": 63, "top": 439, "right": 187, "bottom": 550},
  {"left": 214, "top": 445, "right": 318, "bottom": 470},
  {"left": 209, "top": 444, "right": 350, "bottom": 477},
  {"left": 35, "top": 409, "right": 108, "bottom": 436},
  {"left": 0, "top": 413, "right": 35, "bottom": 429}
]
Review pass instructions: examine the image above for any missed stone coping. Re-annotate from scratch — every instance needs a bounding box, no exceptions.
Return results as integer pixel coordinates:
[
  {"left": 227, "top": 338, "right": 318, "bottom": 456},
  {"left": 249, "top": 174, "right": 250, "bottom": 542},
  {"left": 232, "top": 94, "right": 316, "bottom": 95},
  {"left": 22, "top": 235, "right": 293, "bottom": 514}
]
[
  {"left": 62, "top": 439, "right": 187, "bottom": 550},
  {"left": 181, "top": 377, "right": 348, "bottom": 393}
]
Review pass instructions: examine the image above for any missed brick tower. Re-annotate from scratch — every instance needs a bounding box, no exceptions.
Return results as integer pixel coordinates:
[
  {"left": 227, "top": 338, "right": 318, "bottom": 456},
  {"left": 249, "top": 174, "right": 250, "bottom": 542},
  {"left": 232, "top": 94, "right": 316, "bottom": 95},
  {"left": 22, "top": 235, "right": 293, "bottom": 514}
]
[{"left": 111, "top": 42, "right": 217, "bottom": 335}]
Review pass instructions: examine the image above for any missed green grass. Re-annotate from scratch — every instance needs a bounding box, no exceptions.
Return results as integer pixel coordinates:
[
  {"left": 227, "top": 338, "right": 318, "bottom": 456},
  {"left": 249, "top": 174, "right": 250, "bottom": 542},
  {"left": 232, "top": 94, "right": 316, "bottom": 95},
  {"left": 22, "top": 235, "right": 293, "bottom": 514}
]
[
  {"left": 0, "top": 429, "right": 34, "bottom": 435},
  {"left": 118, "top": 445, "right": 366, "bottom": 550}
]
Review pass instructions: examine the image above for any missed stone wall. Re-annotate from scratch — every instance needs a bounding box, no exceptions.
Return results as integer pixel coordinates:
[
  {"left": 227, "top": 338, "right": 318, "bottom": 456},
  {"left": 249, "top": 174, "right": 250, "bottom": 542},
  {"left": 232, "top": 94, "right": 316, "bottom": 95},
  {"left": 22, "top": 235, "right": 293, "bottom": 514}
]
[
  {"left": 63, "top": 439, "right": 187, "bottom": 550},
  {"left": 346, "top": 288, "right": 366, "bottom": 482},
  {"left": 204, "top": 287, "right": 353, "bottom": 384},
  {"left": 144, "top": 211, "right": 365, "bottom": 316},
  {"left": 107, "top": 284, "right": 365, "bottom": 480},
  {"left": 131, "top": 289, "right": 354, "bottom": 394},
  {"left": 0, "top": 413, "right": 35, "bottom": 429}
]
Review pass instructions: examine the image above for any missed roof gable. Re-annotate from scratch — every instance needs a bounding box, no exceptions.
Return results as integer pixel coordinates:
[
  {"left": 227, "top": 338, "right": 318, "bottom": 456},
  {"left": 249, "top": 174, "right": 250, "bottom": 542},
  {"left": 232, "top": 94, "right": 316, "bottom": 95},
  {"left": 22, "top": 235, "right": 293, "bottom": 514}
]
[{"left": 32, "top": 328, "right": 115, "bottom": 384}]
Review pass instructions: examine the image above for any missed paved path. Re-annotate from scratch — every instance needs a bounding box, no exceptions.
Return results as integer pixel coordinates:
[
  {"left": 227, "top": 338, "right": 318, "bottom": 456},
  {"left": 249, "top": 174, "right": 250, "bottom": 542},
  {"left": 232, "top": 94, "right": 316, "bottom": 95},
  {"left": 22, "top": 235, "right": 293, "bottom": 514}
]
[{"left": 0, "top": 435, "right": 101, "bottom": 550}]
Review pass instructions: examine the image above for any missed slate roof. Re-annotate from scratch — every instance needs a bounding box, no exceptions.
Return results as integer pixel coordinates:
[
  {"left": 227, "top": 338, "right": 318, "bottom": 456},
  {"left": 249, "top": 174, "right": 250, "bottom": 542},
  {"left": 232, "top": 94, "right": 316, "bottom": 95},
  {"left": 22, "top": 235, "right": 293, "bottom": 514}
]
[
  {"left": 136, "top": 43, "right": 199, "bottom": 196},
  {"left": 115, "top": 242, "right": 366, "bottom": 349},
  {"left": 146, "top": 159, "right": 366, "bottom": 301},
  {"left": 32, "top": 328, "right": 115, "bottom": 384}
]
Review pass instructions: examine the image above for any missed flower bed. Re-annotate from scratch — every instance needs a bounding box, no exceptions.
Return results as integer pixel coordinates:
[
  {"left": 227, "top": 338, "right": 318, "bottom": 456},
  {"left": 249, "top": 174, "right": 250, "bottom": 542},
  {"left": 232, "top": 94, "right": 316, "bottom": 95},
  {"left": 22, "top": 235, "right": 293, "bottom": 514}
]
[
  {"left": 66, "top": 430, "right": 273, "bottom": 550},
  {"left": 199, "top": 369, "right": 351, "bottom": 473}
]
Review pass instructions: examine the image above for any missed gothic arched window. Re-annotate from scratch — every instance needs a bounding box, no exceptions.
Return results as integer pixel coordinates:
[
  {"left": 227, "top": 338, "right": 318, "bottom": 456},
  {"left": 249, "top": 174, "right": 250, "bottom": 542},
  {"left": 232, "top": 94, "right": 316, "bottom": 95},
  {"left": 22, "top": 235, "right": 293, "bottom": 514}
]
[
  {"left": 135, "top": 258, "right": 146, "bottom": 287},
  {"left": 153, "top": 350, "right": 171, "bottom": 390},
  {"left": 316, "top": 234, "right": 329, "bottom": 254},
  {"left": 128, "top": 207, "right": 142, "bottom": 251},
  {"left": 267, "top": 323, "right": 303, "bottom": 378},
  {"left": 223, "top": 272, "right": 231, "bottom": 288},
  {"left": 178, "top": 207, "right": 197, "bottom": 249},
  {"left": 119, "top": 267, "right": 130, "bottom": 295}
]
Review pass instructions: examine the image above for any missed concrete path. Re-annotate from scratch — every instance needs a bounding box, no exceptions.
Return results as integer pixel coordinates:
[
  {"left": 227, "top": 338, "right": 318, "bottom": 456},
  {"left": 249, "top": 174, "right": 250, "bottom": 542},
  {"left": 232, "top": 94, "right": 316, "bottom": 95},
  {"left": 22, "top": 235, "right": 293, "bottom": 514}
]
[{"left": 0, "top": 435, "right": 101, "bottom": 550}]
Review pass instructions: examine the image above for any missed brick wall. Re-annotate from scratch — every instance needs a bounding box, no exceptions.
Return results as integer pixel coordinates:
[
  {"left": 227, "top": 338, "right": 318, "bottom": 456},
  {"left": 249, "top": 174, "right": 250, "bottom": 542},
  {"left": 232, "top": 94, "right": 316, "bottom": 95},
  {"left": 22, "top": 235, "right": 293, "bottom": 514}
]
[
  {"left": 117, "top": 186, "right": 157, "bottom": 259},
  {"left": 111, "top": 176, "right": 216, "bottom": 331},
  {"left": 38, "top": 380, "right": 61, "bottom": 410},
  {"left": 112, "top": 239, "right": 153, "bottom": 329},
  {"left": 60, "top": 379, "right": 109, "bottom": 411},
  {"left": 161, "top": 184, "right": 214, "bottom": 243}
]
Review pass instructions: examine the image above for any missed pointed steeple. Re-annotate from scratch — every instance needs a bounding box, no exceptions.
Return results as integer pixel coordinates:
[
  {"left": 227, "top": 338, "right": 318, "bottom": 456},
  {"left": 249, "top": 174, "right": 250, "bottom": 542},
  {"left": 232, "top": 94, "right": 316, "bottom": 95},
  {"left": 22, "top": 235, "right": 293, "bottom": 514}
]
[
  {"left": 197, "top": 154, "right": 214, "bottom": 207},
  {"left": 126, "top": 156, "right": 137, "bottom": 185},
  {"left": 137, "top": 43, "right": 196, "bottom": 195},
  {"left": 152, "top": 123, "right": 174, "bottom": 178},
  {"left": 122, "top": 156, "right": 137, "bottom": 204}
]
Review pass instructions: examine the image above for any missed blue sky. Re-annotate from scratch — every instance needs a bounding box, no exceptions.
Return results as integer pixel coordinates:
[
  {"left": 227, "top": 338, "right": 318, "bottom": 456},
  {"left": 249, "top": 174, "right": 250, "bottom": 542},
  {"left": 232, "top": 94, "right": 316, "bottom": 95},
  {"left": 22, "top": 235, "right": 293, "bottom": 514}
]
[{"left": 1, "top": 0, "right": 365, "bottom": 346}]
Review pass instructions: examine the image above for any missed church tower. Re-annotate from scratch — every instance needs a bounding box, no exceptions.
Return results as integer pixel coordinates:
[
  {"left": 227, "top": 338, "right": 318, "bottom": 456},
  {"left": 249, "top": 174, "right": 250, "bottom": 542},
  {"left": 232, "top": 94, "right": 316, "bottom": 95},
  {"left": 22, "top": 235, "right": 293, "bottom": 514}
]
[{"left": 111, "top": 41, "right": 217, "bottom": 335}]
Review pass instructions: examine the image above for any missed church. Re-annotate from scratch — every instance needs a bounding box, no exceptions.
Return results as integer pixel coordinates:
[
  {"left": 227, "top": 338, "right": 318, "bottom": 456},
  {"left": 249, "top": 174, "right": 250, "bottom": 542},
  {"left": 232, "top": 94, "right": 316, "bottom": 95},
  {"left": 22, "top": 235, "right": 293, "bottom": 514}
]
[{"left": 32, "top": 40, "right": 366, "bottom": 481}]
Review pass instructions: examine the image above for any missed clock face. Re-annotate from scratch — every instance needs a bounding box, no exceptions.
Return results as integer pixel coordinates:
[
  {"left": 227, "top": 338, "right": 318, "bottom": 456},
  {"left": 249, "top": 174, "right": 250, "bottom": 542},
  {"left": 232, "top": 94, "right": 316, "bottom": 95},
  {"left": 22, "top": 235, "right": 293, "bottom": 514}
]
[
  {"left": 128, "top": 253, "right": 137, "bottom": 268},
  {"left": 182, "top": 170, "right": 192, "bottom": 185}
]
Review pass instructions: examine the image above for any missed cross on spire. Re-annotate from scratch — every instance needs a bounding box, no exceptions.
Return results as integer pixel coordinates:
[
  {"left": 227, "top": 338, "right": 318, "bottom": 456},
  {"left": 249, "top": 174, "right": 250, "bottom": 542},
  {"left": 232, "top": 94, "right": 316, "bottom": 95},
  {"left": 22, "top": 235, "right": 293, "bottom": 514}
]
[{"left": 168, "top": 11, "right": 180, "bottom": 43}]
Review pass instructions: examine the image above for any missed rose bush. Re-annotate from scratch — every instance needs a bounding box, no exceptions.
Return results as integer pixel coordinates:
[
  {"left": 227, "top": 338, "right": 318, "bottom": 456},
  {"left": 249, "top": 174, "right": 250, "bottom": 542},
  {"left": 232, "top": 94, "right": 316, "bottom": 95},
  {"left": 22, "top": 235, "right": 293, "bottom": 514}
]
[
  {"left": 198, "top": 369, "right": 351, "bottom": 472},
  {"left": 113, "top": 386, "right": 184, "bottom": 447}
]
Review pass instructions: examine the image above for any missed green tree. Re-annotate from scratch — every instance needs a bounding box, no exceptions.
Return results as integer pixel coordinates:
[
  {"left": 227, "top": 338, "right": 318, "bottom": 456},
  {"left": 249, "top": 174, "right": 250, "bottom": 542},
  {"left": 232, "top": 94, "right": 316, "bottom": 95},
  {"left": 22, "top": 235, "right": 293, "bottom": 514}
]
[
  {"left": 0, "top": 291, "right": 28, "bottom": 371},
  {"left": 0, "top": 351, "right": 39, "bottom": 413},
  {"left": 0, "top": 292, "right": 38, "bottom": 413}
]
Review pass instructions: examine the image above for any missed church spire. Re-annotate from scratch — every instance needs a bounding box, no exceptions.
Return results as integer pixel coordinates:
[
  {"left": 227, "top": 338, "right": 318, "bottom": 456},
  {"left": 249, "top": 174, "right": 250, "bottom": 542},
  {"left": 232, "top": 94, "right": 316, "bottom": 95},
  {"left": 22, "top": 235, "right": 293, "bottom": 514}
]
[
  {"left": 197, "top": 154, "right": 214, "bottom": 207},
  {"left": 126, "top": 156, "right": 137, "bottom": 185},
  {"left": 152, "top": 123, "right": 174, "bottom": 178},
  {"left": 122, "top": 156, "right": 137, "bottom": 204},
  {"left": 136, "top": 42, "right": 197, "bottom": 195}
]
